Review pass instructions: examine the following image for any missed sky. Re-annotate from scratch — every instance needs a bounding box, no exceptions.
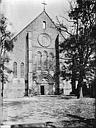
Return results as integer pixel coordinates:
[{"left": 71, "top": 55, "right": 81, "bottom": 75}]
[{"left": 1, "top": 0, "right": 71, "bottom": 34}]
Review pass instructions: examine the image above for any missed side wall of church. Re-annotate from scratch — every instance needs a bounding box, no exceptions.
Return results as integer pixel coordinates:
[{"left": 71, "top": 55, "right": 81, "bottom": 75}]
[{"left": 3, "top": 30, "right": 26, "bottom": 98}]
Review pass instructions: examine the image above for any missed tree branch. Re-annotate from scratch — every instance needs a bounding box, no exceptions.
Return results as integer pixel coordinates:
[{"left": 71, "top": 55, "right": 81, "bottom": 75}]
[{"left": 60, "top": 16, "right": 74, "bottom": 23}]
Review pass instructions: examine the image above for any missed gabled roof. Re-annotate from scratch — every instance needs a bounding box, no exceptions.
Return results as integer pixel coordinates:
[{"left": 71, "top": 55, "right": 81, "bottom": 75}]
[
  {"left": 12, "top": 10, "right": 56, "bottom": 40},
  {"left": 12, "top": 10, "right": 66, "bottom": 40}
]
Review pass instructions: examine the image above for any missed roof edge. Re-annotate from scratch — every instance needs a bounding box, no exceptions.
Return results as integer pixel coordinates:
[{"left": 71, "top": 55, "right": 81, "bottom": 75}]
[
  {"left": 12, "top": 10, "right": 45, "bottom": 40},
  {"left": 12, "top": 10, "right": 65, "bottom": 40}
]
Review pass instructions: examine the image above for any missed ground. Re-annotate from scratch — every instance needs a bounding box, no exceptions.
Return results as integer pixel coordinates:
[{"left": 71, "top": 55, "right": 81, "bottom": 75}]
[{"left": 2, "top": 96, "right": 95, "bottom": 128}]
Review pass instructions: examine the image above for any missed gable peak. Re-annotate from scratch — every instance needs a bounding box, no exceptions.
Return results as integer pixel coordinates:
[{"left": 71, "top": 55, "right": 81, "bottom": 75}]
[{"left": 42, "top": 1, "right": 47, "bottom": 11}]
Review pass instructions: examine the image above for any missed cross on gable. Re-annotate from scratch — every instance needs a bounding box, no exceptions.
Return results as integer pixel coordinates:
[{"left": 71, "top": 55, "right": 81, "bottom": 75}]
[{"left": 42, "top": 1, "right": 47, "bottom": 11}]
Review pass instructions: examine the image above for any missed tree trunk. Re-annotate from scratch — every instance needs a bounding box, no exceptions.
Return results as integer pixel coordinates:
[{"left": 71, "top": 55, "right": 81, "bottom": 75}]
[
  {"left": 71, "top": 55, "right": 77, "bottom": 95},
  {"left": 77, "top": 68, "right": 84, "bottom": 98},
  {"left": 0, "top": 53, "right": 3, "bottom": 125},
  {"left": 71, "top": 77, "right": 76, "bottom": 94},
  {"left": 55, "top": 34, "right": 60, "bottom": 95},
  {"left": 79, "top": 86, "right": 83, "bottom": 98},
  {"left": 25, "top": 33, "right": 29, "bottom": 96},
  {"left": 77, "top": 46, "right": 84, "bottom": 98},
  {"left": 71, "top": 65, "right": 76, "bottom": 94},
  {"left": 0, "top": 84, "right": 3, "bottom": 125}
]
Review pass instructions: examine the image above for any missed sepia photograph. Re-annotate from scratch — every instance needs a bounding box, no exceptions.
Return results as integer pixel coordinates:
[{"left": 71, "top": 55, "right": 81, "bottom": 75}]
[{"left": 0, "top": 0, "right": 96, "bottom": 127}]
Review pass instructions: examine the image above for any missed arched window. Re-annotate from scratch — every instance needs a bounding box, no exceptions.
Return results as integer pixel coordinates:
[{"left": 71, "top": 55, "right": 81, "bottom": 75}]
[
  {"left": 49, "top": 53, "right": 54, "bottom": 70},
  {"left": 43, "top": 21, "right": 46, "bottom": 29},
  {"left": 43, "top": 51, "right": 48, "bottom": 60},
  {"left": 42, "top": 51, "right": 48, "bottom": 69},
  {"left": 20, "top": 62, "right": 24, "bottom": 78},
  {"left": 13, "top": 62, "right": 17, "bottom": 78},
  {"left": 37, "top": 51, "right": 42, "bottom": 69},
  {"left": 49, "top": 52, "right": 54, "bottom": 61}
]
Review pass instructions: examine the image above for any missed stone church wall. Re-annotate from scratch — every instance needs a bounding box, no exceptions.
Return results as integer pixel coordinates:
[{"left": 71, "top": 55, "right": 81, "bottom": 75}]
[
  {"left": 3, "top": 11, "right": 72, "bottom": 99},
  {"left": 3, "top": 11, "right": 61, "bottom": 98}
]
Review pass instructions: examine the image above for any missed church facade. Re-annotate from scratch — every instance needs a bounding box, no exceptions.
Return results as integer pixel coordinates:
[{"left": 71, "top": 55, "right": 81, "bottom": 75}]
[{"left": 3, "top": 10, "right": 67, "bottom": 98}]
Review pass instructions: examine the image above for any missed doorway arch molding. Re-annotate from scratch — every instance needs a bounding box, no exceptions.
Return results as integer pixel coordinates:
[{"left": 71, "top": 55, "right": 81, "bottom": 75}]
[{"left": 37, "top": 72, "right": 54, "bottom": 84}]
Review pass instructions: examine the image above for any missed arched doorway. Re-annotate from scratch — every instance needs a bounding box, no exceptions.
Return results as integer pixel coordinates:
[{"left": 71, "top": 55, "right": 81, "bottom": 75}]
[
  {"left": 38, "top": 72, "right": 54, "bottom": 95},
  {"left": 40, "top": 78, "right": 49, "bottom": 95}
]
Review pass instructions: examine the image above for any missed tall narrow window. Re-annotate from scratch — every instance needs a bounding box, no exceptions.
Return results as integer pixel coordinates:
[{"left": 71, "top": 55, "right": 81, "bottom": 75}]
[
  {"left": 49, "top": 53, "right": 54, "bottom": 60},
  {"left": 20, "top": 62, "right": 24, "bottom": 78},
  {"left": 13, "top": 62, "right": 17, "bottom": 78},
  {"left": 37, "top": 51, "right": 42, "bottom": 69},
  {"left": 43, "top": 21, "right": 46, "bottom": 29},
  {"left": 49, "top": 53, "right": 54, "bottom": 70},
  {"left": 42, "top": 51, "right": 48, "bottom": 69}
]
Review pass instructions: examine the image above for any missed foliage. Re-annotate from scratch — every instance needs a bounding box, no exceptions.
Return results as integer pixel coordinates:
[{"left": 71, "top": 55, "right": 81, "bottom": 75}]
[
  {"left": 0, "top": 15, "right": 14, "bottom": 83},
  {"left": 59, "top": 0, "right": 96, "bottom": 96}
]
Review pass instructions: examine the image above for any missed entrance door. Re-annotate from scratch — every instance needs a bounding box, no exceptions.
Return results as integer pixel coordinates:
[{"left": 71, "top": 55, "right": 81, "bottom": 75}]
[{"left": 40, "top": 86, "right": 44, "bottom": 95}]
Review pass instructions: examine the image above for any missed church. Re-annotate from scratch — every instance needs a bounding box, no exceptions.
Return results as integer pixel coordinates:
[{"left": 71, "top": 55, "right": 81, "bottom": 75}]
[{"left": 3, "top": 7, "right": 71, "bottom": 98}]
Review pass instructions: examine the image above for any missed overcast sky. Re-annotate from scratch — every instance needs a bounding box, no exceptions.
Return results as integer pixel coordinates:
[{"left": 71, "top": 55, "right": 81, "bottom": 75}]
[{"left": 1, "top": 0, "right": 71, "bottom": 33}]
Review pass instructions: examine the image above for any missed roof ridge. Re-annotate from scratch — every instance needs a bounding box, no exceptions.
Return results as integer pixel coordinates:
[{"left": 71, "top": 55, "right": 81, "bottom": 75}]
[
  {"left": 12, "top": 10, "right": 46, "bottom": 40},
  {"left": 12, "top": 10, "right": 65, "bottom": 41}
]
